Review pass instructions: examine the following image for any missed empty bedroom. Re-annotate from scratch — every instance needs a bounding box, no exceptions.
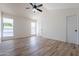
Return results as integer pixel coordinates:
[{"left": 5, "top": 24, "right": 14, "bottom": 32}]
[{"left": 0, "top": 3, "right": 79, "bottom": 56}]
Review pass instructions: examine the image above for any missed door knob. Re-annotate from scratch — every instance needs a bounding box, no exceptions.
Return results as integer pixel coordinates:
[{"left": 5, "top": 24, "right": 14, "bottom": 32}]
[{"left": 75, "top": 29, "right": 77, "bottom": 32}]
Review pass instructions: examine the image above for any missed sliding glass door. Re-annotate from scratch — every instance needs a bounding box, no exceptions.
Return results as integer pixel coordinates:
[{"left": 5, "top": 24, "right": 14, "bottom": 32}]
[
  {"left": 3, "top": 17, "right": 14, "bottom": 37},
  {"left": 2, "top": 17, "right": 14, "bottom": 41}
]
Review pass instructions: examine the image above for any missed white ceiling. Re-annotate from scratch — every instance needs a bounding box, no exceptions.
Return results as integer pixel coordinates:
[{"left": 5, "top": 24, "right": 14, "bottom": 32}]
[
  {"left": 0, "top": 3, "right": 33, "bottom": 17},
  {"left": 0, "top": 3, "right": 79, "bottom": 18},
  {"left": 44, "top": 3, "right": 79, "bottom": 10}
]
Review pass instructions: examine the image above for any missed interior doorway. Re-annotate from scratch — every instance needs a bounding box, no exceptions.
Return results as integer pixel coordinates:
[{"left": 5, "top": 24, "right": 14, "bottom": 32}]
[{"left": 31, "top": 21, "right": 37, "bottom": 35}]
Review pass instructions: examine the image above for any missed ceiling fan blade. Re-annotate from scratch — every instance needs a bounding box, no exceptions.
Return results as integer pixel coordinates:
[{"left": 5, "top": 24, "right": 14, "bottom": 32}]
[
  {"left": 30, "top": 3, "right": 34, "bottom": 7},
  {"left": 37, "top": 4, "right": 43, "bottom": 7},
  {"left": 36, "top": 8, "right": 42, "bottom": 12}
]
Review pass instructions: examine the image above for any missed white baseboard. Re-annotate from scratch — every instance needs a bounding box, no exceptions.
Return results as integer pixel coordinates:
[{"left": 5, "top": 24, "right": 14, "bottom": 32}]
[
  {"left": 1, "top": 35, "right": 32, "bottom": 41},
  {"left": 41, "top": 35, "right": 66, "bottom": 42}
]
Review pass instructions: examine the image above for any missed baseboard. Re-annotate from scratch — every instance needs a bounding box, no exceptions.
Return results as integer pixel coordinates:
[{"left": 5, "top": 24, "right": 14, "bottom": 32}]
[
  {"left": 1, "top": 35, "right": 33, "bottom": 41},
  {"left": 41, "top": 35, "right": 66, "bottom": 42},
  {"left": 14, "top": 35, "right": 32, "bottom": 39}
]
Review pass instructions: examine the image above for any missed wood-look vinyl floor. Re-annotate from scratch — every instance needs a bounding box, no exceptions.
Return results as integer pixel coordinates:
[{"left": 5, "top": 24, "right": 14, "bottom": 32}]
[{"left": 0, "top": 36, "right": 79, "bottom": 56}]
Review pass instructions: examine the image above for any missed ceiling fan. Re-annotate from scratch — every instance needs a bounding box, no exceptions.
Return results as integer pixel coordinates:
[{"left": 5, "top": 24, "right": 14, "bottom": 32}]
[{"left": 26, "top": 3, "right": 43, "bottom": 13}]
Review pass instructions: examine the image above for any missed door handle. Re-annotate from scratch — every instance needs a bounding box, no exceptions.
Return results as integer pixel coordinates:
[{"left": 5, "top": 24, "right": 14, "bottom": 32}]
[{"left": 75, "top": 29, "right": 77, "bottom": 32}]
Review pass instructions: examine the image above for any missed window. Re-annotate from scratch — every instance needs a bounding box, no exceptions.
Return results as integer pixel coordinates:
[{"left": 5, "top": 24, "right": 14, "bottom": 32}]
[{"left": 3, "top": 17, "right": 14, "bottom": 37}]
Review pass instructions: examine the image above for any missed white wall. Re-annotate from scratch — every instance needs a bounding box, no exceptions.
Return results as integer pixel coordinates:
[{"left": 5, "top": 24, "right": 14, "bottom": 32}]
[
  {"left": 0, "top": 11, "right": 1, "bottom": 42},
  {"left": 13, "top": 16, "right": 31, "bottom": 38},
  {"left": 37, "top": 19, "right": 42, "bottom": 36},
  {"left": 38, "top": 8, "right": 79, "bottom": 42}
]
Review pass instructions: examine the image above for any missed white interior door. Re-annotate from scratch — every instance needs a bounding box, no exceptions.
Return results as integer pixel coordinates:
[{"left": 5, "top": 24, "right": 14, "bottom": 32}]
[{"left": 66, "top": 15, "right": 78, "bottom": 44}]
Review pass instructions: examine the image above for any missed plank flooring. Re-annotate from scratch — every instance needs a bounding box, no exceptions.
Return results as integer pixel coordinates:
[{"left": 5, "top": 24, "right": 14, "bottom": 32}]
[{"left": 0, "top": 36, "right": 79, "bottom": 56}]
